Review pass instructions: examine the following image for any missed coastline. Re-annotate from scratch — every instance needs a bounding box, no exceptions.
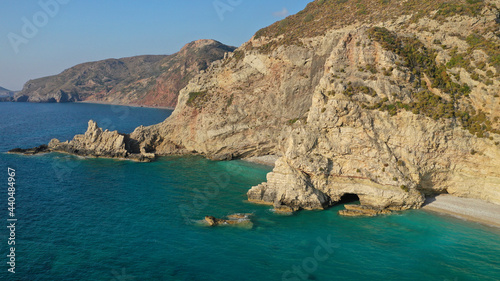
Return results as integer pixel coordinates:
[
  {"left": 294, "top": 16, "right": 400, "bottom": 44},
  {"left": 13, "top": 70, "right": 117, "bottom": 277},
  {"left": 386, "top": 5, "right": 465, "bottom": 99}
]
[
  {"left": 0, "top": 100, "right": 175, "bottom": 110},
  {"left": 76, "top": 100, "right": 175, "bottom": 110},
  {"left": 422, "top": 194, "right": 500, "bottom": 228},
  {"left": 242, "top": 155, "right": 279, "bottom": 167}
]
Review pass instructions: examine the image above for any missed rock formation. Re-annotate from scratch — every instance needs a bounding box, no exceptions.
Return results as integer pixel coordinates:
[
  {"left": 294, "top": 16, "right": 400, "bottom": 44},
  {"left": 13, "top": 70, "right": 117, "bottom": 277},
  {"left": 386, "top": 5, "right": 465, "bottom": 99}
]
[
  {"left": 13, "top": 40, "right": 236, "bottom": 108},
  {"left": 338, "top": 205, "right": 392, "bottom": 217},
  {"left": 9, "top": 120, "right": 159, "bottom": 162},
  {"left": 204, "top": 215, "right": 253, "bottom": 228},
  {"left": 12, "top": 0, "right": 500, "bottom": 214}
]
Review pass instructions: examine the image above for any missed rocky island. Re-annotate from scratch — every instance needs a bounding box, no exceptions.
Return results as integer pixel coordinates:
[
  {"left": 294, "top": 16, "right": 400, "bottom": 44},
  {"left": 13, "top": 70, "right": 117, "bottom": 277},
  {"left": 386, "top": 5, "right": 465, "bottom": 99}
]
[{"left": 11, "top": 0, "right": 500, "bottom": 217}]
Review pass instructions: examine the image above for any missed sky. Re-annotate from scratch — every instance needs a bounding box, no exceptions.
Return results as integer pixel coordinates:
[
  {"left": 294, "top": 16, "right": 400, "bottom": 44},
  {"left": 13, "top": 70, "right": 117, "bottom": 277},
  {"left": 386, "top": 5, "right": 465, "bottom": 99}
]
[{"left": 0, "top": 0, "right": 312, "bottom": 91}]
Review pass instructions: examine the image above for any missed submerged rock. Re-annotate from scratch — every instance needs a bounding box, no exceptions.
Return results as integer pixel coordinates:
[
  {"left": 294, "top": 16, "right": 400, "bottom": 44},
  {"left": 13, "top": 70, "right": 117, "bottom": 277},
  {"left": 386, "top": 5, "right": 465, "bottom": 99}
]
[
  {"left": 9, "top": 144, "right": 49, "bottom": 155},
  {"left": 204, "top": 214, "right": 253, "bottom": 229},
  {"left": 226, "top": 213, "right": 253, "bottom": 219},
  {"left": 338, "top": 205, "right": 392, "bottom": 217}
]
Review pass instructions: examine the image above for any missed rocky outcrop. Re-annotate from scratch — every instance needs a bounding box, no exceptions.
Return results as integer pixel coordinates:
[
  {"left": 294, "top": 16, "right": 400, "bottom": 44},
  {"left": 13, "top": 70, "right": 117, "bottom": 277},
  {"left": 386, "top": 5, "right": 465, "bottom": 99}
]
[
  {"left": 9, "top": 145, "right": 49, "bottom": 155},
  {"left": 9, "top": 120, "right": 158, "bottom": 162},
  {"left": 13, "top": 40, "right": 236, "bottom": 108},
  {"left": 338, "top": 205, "right": 392, "bottom": 217}
]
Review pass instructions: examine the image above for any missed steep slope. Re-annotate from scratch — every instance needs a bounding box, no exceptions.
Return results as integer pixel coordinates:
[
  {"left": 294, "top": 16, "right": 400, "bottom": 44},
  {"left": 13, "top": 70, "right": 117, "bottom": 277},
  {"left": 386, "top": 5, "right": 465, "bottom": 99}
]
[
  {"left": 244, "top": 0, "right": 500, "bottom": 211},
  {"left": 14, "top": 40, "right": 236, "bottom": 107},
  {"left": 143, "top": 0, "right": 500, "bottom": 210},
  {"left": 14, "top": 0, "right": 500, "bottom": 214}
]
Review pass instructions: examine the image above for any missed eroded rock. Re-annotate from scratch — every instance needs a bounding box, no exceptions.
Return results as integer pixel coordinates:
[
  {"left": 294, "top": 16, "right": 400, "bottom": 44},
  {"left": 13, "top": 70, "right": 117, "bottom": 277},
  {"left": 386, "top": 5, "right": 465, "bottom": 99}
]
[
  {"left": 338, "top": 205, "right": 392, "bottom": 217},
  {"left": 204, "top": 215, "right": 253, "bottom": 229}
]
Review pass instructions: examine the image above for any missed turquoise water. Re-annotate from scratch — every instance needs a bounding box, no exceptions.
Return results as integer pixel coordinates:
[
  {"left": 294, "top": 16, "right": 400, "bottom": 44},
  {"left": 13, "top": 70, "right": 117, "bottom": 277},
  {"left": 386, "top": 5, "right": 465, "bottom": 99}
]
[{"left": 0, "top": 102, "right": 499, "bottom": 281}]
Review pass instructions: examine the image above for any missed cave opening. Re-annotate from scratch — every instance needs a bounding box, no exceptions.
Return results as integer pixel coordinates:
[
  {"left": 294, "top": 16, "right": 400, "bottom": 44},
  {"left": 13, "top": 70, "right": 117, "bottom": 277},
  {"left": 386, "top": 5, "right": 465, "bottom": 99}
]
[{"left": 336, "top": 193, "right": 360, "bottom": 205}]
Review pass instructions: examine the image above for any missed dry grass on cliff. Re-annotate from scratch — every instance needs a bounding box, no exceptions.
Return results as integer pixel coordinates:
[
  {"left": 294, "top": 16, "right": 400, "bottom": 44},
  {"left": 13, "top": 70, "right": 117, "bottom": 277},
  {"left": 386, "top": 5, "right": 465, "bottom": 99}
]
[{"left": 254, "top": 0, "right": 492, "bottom": 51}]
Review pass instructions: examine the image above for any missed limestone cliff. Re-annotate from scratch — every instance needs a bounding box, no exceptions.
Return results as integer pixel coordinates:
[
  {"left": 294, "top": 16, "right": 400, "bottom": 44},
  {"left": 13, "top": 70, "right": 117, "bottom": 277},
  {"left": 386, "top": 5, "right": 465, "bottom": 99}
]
[
  {"left": 151, "top": 0, "right": 500, "bottom": 211},
  {"left": 13, "top": 40, "right": 235, "bottom": 108},
  {"left": 14, "top": 0, "right": 500, "bottom": 213}
]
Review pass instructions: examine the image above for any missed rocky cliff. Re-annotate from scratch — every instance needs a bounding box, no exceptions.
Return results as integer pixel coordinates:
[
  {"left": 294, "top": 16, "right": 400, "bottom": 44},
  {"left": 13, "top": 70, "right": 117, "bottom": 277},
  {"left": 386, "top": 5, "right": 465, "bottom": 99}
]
[
  {"left": 14, "top": 0, "right": 500, "bottom": 214},
  {"left": 13, "top": 40, "right": 235, "bottom": 107}
]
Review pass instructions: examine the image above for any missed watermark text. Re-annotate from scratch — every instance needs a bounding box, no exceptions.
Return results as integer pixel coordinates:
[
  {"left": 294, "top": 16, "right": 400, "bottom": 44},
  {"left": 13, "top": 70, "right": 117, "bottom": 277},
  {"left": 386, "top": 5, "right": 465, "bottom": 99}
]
[{"left": 6, "top": 168, "right": 17, "bottom": 274}]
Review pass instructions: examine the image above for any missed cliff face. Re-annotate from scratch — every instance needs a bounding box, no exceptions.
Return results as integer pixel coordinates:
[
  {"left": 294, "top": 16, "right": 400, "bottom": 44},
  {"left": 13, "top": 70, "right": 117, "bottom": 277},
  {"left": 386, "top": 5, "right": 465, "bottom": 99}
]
[
  {"left": 147, "top": 34, "right": 337, "bottom": 159},
  {"left": 153, "top": 0, "right": 500, "bottom": 210},
  {"left": 245, "top": 1, "right": 500, "bottom": 210},
  {"left": 14, "top": 40, "right": 235, "bottom": 108},
  {"left": 18, "top": 0, "right": 500, "bottom": 213}
]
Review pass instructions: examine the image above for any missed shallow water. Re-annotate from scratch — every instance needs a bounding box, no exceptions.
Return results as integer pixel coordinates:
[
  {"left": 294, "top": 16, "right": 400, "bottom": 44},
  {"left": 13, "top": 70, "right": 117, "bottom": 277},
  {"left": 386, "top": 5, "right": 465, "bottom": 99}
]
[{"left": 0, "top": 103, "right": 498, "bottom": 281}]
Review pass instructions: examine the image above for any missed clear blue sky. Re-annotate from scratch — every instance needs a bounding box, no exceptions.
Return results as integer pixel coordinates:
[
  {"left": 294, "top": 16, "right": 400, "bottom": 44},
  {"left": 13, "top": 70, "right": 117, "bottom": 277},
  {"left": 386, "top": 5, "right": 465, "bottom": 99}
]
[{"left": 0, "top": 0, "right": 312, "bottom": 91}]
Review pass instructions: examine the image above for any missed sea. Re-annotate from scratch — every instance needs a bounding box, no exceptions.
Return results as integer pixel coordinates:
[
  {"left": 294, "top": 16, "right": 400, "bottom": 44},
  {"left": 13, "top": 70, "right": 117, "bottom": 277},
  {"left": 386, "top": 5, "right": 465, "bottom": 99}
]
[{"left": 0, "top": 102, "right": 499, "bottom": 281}]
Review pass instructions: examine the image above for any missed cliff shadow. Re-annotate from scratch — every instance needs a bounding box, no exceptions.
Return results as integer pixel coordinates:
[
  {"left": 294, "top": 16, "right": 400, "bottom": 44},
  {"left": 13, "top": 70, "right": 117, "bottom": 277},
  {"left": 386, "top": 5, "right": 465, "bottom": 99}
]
[{"left": 335, "top": 193, "right": 360, "bottom": 205}]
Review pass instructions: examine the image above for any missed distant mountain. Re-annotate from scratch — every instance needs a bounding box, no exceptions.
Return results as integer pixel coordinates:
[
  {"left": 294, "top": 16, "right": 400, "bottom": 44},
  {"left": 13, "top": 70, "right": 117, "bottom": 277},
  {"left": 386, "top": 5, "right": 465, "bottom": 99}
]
[
  {"left": 14, "top": 40, "right": 236, "bottom": 107},
  {"left": 0, "top": 87, "right": 16, "bottom": 101},
  {"left": 0, "top": 87, "right": 15, "bottom": 97}
]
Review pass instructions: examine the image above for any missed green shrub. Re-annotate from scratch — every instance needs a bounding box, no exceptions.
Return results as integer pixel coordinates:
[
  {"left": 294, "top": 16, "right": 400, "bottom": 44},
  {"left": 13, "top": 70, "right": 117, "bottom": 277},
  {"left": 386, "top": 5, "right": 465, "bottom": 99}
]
[
  {"left": 304, "top": 14, "right": 314, "bottom": 22},
  {"left": 187, "top": 91, "right": 207, "bottom": 107},
  {"left": 466, "top": 33, "right": 500, "bottom": 71}
]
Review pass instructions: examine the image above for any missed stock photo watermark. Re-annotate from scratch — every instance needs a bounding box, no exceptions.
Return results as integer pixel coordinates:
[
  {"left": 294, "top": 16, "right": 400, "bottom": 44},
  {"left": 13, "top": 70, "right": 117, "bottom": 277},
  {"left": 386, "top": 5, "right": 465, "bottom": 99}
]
[
  {"left": 178, "top": 163, "right": 245, "bottom": 224},
  {"left": 111, "top": 267, "right": 135, "bottom": 281},
  {"left": 282, "top": 235, "right": 340, "bottom": 281},
  {"left": 178, "top": 171, "right": 231, "bottom": 224},
  {"left": 8, "top": 0, "right": 70, "bottom": 54},
  {"left": 213, "top": 0, "right": 243, "bottom": 21},
  {"left": 99, "top": 105, "right": 131, "bottom": 132},
  {"left": 6, "top": 168, "right": 17, "bottom": 274}
]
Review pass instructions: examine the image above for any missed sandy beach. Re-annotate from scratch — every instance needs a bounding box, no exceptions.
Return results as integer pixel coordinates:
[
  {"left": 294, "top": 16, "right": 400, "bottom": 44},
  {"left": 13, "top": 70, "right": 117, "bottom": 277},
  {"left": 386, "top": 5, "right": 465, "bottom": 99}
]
[
  {"left": 240, "top": 156, "right": 500, "bottom": 229},
  {"left": 422, "top": 194, "right": 500, "bottom": 228},
  {"left": 243, "top": 155, "right": 280, "bottom": 167}
]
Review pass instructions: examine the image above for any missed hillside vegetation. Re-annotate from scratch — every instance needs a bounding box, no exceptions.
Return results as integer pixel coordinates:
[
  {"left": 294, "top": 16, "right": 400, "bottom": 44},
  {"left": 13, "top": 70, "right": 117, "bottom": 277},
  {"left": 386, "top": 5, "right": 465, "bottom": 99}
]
[{"left": 254, "top": 0, "right": 494, "bottom": 49}]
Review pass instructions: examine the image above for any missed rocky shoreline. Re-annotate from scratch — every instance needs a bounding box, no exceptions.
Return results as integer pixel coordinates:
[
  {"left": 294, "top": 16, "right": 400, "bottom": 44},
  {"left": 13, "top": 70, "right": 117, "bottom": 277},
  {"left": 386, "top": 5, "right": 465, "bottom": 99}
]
[
  {"left": 242, "top": 155, "right": 280, "bottom": 167},
  {"left": 75, "top": 101, "right": 175, "bottom": 110},
  {"left": 9, "top": 1, "right": 500, "bottom": 218},
  {"left": 8, "top": 120, "right": 158, "bottom": 162}
]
